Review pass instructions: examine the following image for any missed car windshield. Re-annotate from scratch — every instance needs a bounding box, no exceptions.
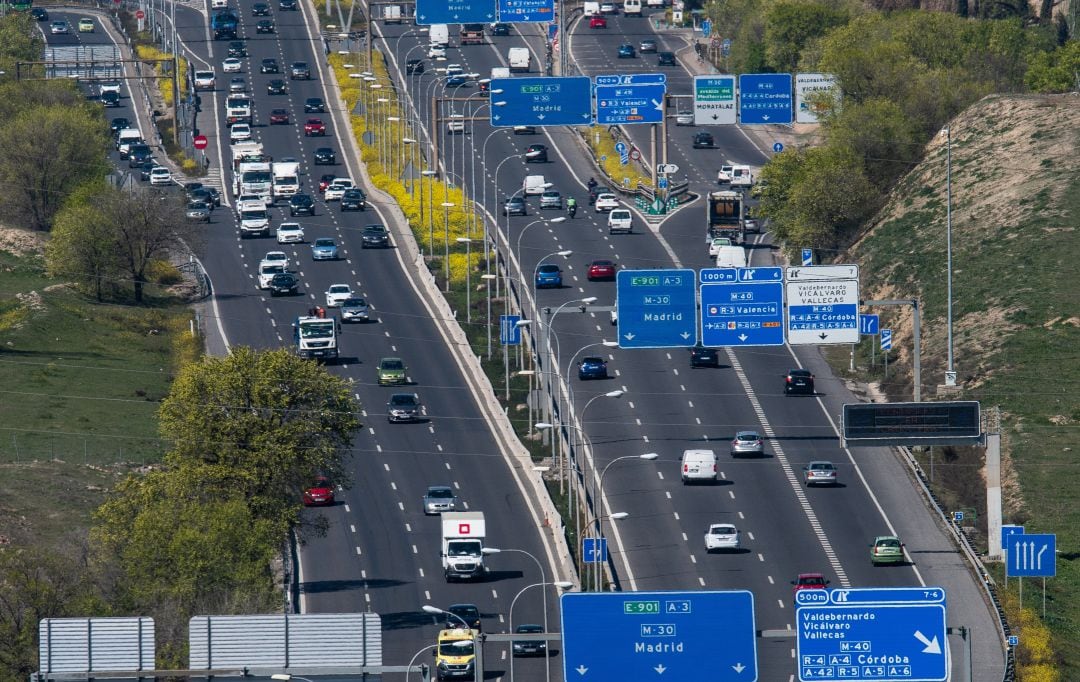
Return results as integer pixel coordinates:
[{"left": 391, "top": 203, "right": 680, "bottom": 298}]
[
  {"left": 446, "top": 541, "right": 478, "bottom": 557},
  {"left": 800, "top": 576, "right": 825, "bottom": 587},
  {"left": 329, "top": 286, "right": 349, "bottom": 294},
  {"left": 878, "top": 538, "right": 901, "bottom": 548},
  {"left": 381, "top": 360, "right": 404, "bottom": 370},
  {"left": 241, "top": 210, "right": 266, "bottom": 219},
  {"left": 299, "top": 321, "right": 334, "bottom": 338},
  {"left": 517, "top": 625, "right": 543, "bottom": 633},
  {"left": 343, "top": 298, "right": 366, "bottom": 307},
  {"left": 390, "top": 395, "right": 416, "bottom": 406},
  {"left": 811, "top": 463, "right": 834, "bottom": 471},
  {"left": 428, "top": 488, "right": 453, "bottom": 498},
  {"left": 710, "top": 526, "right": 736, "bottom": 534},
  {"left": 292, "top": 196, "right": 311, "bottom": 204},
  {"left": 439, "top": 640, "right": 474, "bottom": 656},
  {"left": 539, "top": 265, "right": 559, "bottom": 273},
  {"left": 315, "top": 239, "right": 335, "bottom": 247},
  {"left": 261, "top": 265, "right": 284, "bottom": 274}
]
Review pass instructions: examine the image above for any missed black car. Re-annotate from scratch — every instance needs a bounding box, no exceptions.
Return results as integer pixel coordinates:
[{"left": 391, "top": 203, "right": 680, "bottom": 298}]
[
  {"left": 313, "top": 147, "right": 336, "bottom": 165},
  {"left": 252, "top": 2, "right": 271, "bottom": 15},
  {"left": 189, "top": 187, "right": 216, "bottom": 208},
  {"left": 100, "top": 91, "right": 120, "bottom": 107},
  {"left": 588, "top": 185, "right": 611, "bottom": 204},
  {"left": 784, "top": 369, "right": 815, "bottom": 395},
  {"left": 362, "top": 224, "right": 390, "bottom": 247},
  {"left": 512, "top": 624, "right": 546, "bottom": 657},
  {"left": 503, "top": 196, "right": 527, "bottom": 216},
  {"left": 341, "top": 189, "right": 368, "bottom": 212},
  {"left": 690, "top": 345, "right": 720, "bottom": 368},
  {"left": 127, "top": 144, "right": 153, "bottom": 167},
  {"left": 692, "top": 131, "right": 715, "bottom": 149},
  {"left": 137, "top": 160, "right": 157, "bottom": 181},
  {"left": 268, "top": 272, "right": 300, "bottom": 296},
  {"left": 446, "top": 604, "right": 482, "bottom": 631},
  {"left": 267, "top": 79, "right": 287, "bottom": 95},
  {"left": 109, "top": 117, "right": 130, "bottom": 135},
  {"left": 525, "top": 143, "right": 548, "bottom": 163},
  {"left": 290, "top": 61, "right": 311, "bottom": 79},
  {"left": 260, "top": 58, "right": 279, "bottom": 73},
  {"left": 405, "top": 58, "right": 424, "bottom": 74},
  {"left": 289, "top": 193, "right": 316, "bottom": 216},
  {"left": 227, "top": 41, "right": 247, "bottom": 58},
  {"left": 490, "top": 22, "right": 511, "bottom": 36},
  {"left": 255, "top": 19, "right": 275, "bottom": 33},
  {"left": 31, "top": 7, "right": 49, "bottom": 20},
  {"left": 279, "top": 0, "right": 297, "bottom": 9},
  {"left": 304, "top": 97, "right": 326, "bottom": 113},
  {"left": 658, "top": 51, "right": 677, "bottom": 66}
]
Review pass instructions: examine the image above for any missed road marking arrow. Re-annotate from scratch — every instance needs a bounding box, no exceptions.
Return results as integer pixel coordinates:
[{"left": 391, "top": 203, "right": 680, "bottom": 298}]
[
  {"left": 914, "top": 631, "right": 942, "bottom": 655},
  {"left": 732, "top": 663, "right": 746, "bottom": 673},
  {"left": 654, "top": 664, "right": 667, "bottom": 674},
  {"left": 576, "top": 665, "right": 588, "bottom": 675}
]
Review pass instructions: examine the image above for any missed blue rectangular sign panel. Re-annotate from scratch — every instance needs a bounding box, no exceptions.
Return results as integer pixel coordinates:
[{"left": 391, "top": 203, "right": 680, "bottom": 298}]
[
  {"left": 596, "top": 83, "right": 666, "bottom": 125},
  {"left": 1001, "top": 525, "right": 1024, "bottom": 550},
  {"left": 500, "top": 314, "right": 521, "bottom": 345},
  {"left": 416, "top": 0, "right": 496, "bottom": 24},
  {"left": 739, "top": 73, "right": 793, "bottom": 124},
  {"left": 700, "top": 267, "right": 784, "bottom": 347},
  {"left": 582, "top": 537, "right": 607, "bottom": 563},
  {"left": 1007, "top": 534, "right": 1056, "bottom": 577},
  {"left": 860, "top": 314, "right": 880, "bottom": 335},
  {"left": 616, "top": 269, "right": 697, "bottom": 348},
  {"left": 796, "top": 588, "right": 947, "bottom": 682},
  {"left": 562, "top": 591, "right": 757, "bottom": 682},
  {"left": 498, "top": 0, "right": 554, "bottom": 22},
  {"left": 596, "top": 73, "right": 667, "bottom": 86},
  {"left": 490, "top": 77, "right": 592, "bottom": 127}
]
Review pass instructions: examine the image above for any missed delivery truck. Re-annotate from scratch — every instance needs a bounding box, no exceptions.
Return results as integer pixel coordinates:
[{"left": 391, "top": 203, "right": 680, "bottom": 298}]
[{"left": 441, "top": 511, "right": 487, "bottom": 582}]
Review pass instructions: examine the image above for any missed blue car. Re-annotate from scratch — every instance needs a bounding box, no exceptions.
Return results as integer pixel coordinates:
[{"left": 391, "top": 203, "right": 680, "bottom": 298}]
[
  {"left": 446, "top": 74, "right": 470, "bottom": 87},
  {"left": 617, "top": 43, "right": 636, "bottom": 58},
  {"left": 311, "top": 237, "right": 339, "bottom": 260},
  {"left": 535, "top": 263, "right": 562, "bottom": 288},
  {"left": 578, "top": 356, "right": 608, "bottom": 380}
]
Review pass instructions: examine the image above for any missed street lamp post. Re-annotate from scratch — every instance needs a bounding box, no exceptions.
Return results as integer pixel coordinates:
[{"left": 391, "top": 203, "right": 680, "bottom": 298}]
[
  {"left": 457, "top": 236, "right": 473, "bottom": 322},
  {"left": 943, "top": 125, "right": 955, "bottom": 388},
  {"left": 550, "top": 336, "right": 613, "bottom": 488},
  {"left": 515, "top": 220, "right": 567, "bottom": 320},
  {"left": 506, "top": 580, "right": 573, "bottom": 682},
  {"left": 441, "top": 201, "right": 455, "bottom": 290},
  {"left": 593, "top": 453, "right": 658, "bottom": 590}
]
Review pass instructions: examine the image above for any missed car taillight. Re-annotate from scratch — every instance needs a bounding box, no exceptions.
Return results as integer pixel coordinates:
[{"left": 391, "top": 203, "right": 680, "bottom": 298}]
[
  {"left": 712, "top": 464, "right": 717, "bottom": 472},
  {"left": 683, "top": 464, "right": 688, "bottom": 473}
]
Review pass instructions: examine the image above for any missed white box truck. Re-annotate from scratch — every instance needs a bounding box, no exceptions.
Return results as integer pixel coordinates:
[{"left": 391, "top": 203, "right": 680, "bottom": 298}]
[
  {"left": 441, "top": 511, "right": 487, "bottom": 582},
  {"left": 271, "top": 161, "right": 300, "bottom": 201},
  {"left": 429, "top": 23, "right": 449, "bottom": 47},
  {"left": 508, "top": 47, "right": 530, "bottom": 73}
]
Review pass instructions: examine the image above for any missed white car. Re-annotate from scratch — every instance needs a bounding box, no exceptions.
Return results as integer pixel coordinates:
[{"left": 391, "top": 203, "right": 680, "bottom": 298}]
[
  {"left": 99, "top": 82, "right": 122, "bottom": 95},
  {"left": 325, "top": 284, "right": 353, "bottom": 308},
  {"left": 705, "top": 524, "right": 741, "bottom": 552},
  {"left": 229, "top": 123, "right": 252, "bottom": 143},
  {"left": 600, "top": 2, "right": 617, "bottom": 12},
  {"left": 194, "top": 70, "right": 216, "bottom": 89},
  {"left": 675, "top": 112, "right": 694, "bottom": 126},
  {"left": 607, "top": 208, "right": 632, "bottom": 234},
  {"left": 211, "top": 0, "right": 228, "bottom": 7},
  {"left": 444, "top": 63, "right": 463, "bottom": 77},
  {"left": 717, "top": 165, "right": 734, "bottom": 183},
  {"left": 428, "top": 44, "right": 446, "bottom": 59},
  {"left": 222, "top": 58, "right": 243, "bottom": 73},
  {"left": 708, "top": 237, "right": 733, "bottom": 258},
  {"left": 445, "top": 113, "right": 465, "bottom": 134},
  {"left": 277, "top": 222, "right": 305, "bottom": 243},
  {"left": 258, "top": 263, "right": 285, "bottom": 289},
  {"left": 324, "top": 178, "right": 354, "bottom": 201},
  {"left": 259, "top": 251, "right": 289, "bottom": 270},
  {"left": 594, "top": 193, "right": 619, "bottom": 213},
  {"left": 149, "top": 167, "right": 172, "bottom": 186}
]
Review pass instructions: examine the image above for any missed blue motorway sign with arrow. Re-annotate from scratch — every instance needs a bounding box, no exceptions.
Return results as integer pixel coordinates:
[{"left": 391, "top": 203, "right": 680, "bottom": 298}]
[
  {"left": 1001, "top": 524, "right": 1024, "bottom": 550},
  {"left": 582, "top": 537, "right": 607, "bottom": 563},
  {"left": 561, "top": 591, "right": 757, "bottom": 682},
  {"left": 616, "top": 269, "right": 696, "bottom": 348},
  {"left": 700, "top": 267, "right": 784, "bottom": 347},
  {"left": 1007, "top": 533, "right": 1056, "bottom": 577},
  {"left": 490, "top": 77, "right": 592, "bottom": 127},
  {"left": 596, "top": 82, "right": 666, "bottom": 125},
  {"left": 859, "top": 314, "right": 880, "bottom": 335},
  {"left": 738, "top": 73, "right": 793, "bottom": 124},
  {"left": 500, "top": 314, "right": 521, "bottom": 345},
  {"left": 796, "top": 587, "right": 947, "bottom": 682},
  {"left": 416, "top": 0, "right": 495, "bottom": 24},
  {"left": 498, "top": 0, "right": 554, "bottom": 22}
]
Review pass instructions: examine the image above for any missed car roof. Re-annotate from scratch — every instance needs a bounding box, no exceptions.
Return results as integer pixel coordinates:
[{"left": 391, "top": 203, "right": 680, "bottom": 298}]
[
  {"left": 582, "top": 356, "right": 605, "bottom": 363},
  {"left": 789, "top": 368, "right": 812, "bottom": 375},
  {"left": 734, "top": 431, "right": 760, "bottom": 439},
  {"left": 516, "top": 624, "right": 543, "bottom": 632},
  {"left": 709, "top": 523, "right": 737, "bottom": 531}
]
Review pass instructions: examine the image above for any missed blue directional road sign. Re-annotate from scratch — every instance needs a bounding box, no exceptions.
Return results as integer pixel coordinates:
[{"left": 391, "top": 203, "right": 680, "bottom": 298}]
[
  {"left": 801, "top": 248, "right": 813, "bottom": 266},
  {"left": 1001, "top": 524, "right": 1024, "bottom": 550},
  {"left": 701, "top": 19, "right": 711, "bottom": 38},
  {"left": 582, "top": 537, "right": 607, "bottom": 563},
  {"left": 596, "top": 83, "right": 666, "bottom": 125},
  {"left": 498, "top": 0, "right": 554, "bottom": 22},
  {"left": 700, "top": 267, "right": 784, "bottom": 347},
  {"left": 881, "top": 329, "right": 893, "bottom": 351},
  {"left": 616, "top": 269, "right": 697, "bottom": 348},
  {"left": 595, "top": 73, "right": 667, "bottom": 86},
  {"left": 773, "top": 141, "right": 784, "bottom": 153},
  {"left": 500, "top": 314, "right": 521, "bottom": 345},
  {"left": 561, "top": 591, "right": 757, "bottom": 682},
  {"left": 1007, "top": 534, "right": 1056, "bottom": 577},
  {"left": 416, "top": 0, "right": 495, "bottom": 24},
  {"left": 796, "top": 587, "right": 947, "bottom": 682},
  {"left": 739, "top": 73, "right": 793, "bottom": 124},
  {"left": 490, "top": 77, "right": 592, "bottom": 128},
  {"left": 860, "top": 314, "right": 880, "bottom": 336}
]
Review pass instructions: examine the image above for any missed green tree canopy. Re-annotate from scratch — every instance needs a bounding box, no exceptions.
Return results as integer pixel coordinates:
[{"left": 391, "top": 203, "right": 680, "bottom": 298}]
[
  {"left": 45, "top": 182, "right": 121, "bottom": 300},
  {"left": 763, "top": 0, "right": 851, "bottom": 72},
  {"left": 1025, "top": 40, "right": 1080, "bottom": 92},
  {"left": 0, "top": 13, "right": 43, "bottom": 80}
]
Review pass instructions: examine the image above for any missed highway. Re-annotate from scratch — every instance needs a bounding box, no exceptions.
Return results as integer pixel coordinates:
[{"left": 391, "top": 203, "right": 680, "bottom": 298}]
[{"left": 52, "top": 1, "right": 1008, "bottom": 679}]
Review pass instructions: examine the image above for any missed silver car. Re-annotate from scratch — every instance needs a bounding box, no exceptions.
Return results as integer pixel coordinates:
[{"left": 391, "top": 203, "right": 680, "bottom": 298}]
[
  {"left": 340, "top": 297, "right": 369, "bottom": 323},
  {"left": 730, "top": 430, "right": 764, "bottom": 457},
  {"left": 803, "top": 461, "right": 839, "bottom": 486},
  {"left": 387, "top": 393, "right": 422, "bottom": 423},
  {"left": 422, "top": 485, "right": 459, "bottom": 515},
  {"left": 539, "top": 189, "right": 562, "bottom": 210}
]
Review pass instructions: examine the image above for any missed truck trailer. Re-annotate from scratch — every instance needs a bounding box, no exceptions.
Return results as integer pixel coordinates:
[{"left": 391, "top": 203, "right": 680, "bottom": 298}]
[{"left": 706, "top": 190, "right": 744, "bottom": 244}]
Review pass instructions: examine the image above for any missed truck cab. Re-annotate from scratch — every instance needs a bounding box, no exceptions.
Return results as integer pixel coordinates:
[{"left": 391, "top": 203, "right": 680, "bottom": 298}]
[{"left": 293, "top": 316, "right": 339, "bottom": 361}]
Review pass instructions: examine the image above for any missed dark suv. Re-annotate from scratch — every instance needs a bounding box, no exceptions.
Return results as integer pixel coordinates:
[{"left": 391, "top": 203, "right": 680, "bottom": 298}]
[
  {"left": 784, "top": 369, "right": 815, "bottom": 395},
  {"left": 313, "top": 147, "right": 336, "bottom": 165},
  {"left": 446, "top": 604, "right": 482, "bottom": 631},
  {"left": 260, "top": 58, "right": 279, "bottom": 74},
  {"left": 289, "top": 193, "right": 315, "bottom": 216},
  {"left": 304, "top": 97, "right": 326, "bottom": 113},
  {"left": 658, "top": 51, "right": 677, "bottom": 66},
  {"left": 405, "top": 58, "right": 424, "bottom": 74},
  {"left": 341, "top": 189, "right": 368, "bottom": 212},
  {"left": 268, "top": 272, "right": 299, "bottom": 296},
  {"left": 290, "top": 61, "right": 311, "bottom": 79},
  {"left": 227, "top": 41, "right": 247, "bottom": 58},
  {"left": 690, "top": 345, "right": 719, "bottom": 368}
]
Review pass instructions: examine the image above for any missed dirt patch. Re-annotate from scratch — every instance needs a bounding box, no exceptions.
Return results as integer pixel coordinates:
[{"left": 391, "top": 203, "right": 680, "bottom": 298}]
[{"left": 0, "top": 226, "right": 46, "bottom": 256}]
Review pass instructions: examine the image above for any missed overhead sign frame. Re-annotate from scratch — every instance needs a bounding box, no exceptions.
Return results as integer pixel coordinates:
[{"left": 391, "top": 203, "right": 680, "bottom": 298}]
[{"left": 842, "top": 401, "right": 983, "bottom": 446}]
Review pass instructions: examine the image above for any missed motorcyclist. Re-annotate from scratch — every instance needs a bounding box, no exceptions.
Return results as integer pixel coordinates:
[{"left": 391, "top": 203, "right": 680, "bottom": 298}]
[
  {"left": 567, "top": 196, "right": 578, "bottom": 218},
  {"left": 586, "top": 177, "right": 598, "bottom": 192}
]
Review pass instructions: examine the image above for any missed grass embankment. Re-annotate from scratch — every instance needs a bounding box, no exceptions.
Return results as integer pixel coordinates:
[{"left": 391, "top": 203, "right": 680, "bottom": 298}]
[
  {"left": 821, "top": 95, "right": 1079, "bottom": 677},
  {"left": 0, "top": 234, "right": 199, "bottom": 547}
]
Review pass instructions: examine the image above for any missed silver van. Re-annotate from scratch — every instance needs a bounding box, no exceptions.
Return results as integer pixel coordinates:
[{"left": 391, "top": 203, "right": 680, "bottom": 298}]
[{"left": 681, "top": 449, "right": 717, "bottom": 484}]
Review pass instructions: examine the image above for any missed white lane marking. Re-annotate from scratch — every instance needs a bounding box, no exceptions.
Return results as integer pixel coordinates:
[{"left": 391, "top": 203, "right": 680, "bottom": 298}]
[
  {"left": 344, "top": 504, "right": 351, "bottom": 513},
  {"left": 355, "top": 546, "right": 362, "bottom": 555},
  {"left": 350, "top": 524, "right": 356, "bottom": 533},
  {"left": 419, "top": 568, "right": 425, "bottom": 578}
]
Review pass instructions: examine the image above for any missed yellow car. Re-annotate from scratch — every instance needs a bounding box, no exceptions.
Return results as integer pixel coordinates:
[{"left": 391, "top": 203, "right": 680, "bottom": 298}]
[{"left": 78, "top": 18, "right": 95, "bottom": 32}]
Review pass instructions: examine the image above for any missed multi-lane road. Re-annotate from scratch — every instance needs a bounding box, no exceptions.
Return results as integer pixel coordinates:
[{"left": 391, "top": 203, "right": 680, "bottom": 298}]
[{"left": 49, "top": 1, "right": 1008, "bottom": 679}]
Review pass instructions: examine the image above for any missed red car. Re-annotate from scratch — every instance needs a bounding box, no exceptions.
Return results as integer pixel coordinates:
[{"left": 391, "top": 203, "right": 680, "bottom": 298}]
[
  {"left": 587, "top": 259, "right": 617, "bottom": 281},
  {"left": 304, "top": 117, "right": 326, "bottom": 136},
  {"left": 589, "top": 15, "right": 607, "bottom": 28},
  {"left": 318, "top": 174, "right": 336, "bottom": 193},
  {"left": 791, "top": 573, "right": 830, "bottom": 598},
  {"left": 269, "top": 108, "right": 290, "bottom": 124},
  {"left": 302, "top": 476, "right": 335, "bottom": 506}
]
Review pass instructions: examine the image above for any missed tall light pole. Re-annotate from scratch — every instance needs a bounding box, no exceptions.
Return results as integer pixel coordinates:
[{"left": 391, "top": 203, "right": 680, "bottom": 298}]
[
  {"left": 515, "top": 219, "right": 567, "bottom": 316},
  {"left": 593, "top": 453, "right": 658, "bottom": 590},
  {"left": 505, "top": 579, "right": 573, "bottom": 682},
  {"left": 441, "top": 201, "right": 455, "bottom": 290},
  {"left": 457, "top": 236, "right": 473, "bottom": 322},
  {"left": 943, "top": 125, "right": 955, "bottom": 388}
]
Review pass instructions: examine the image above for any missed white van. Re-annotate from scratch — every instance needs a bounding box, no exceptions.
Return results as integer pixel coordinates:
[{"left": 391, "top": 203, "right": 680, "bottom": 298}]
[
  {"left": 508, "top": 47, "right": 530, "bottom": 72},
  {"left": 623, "top": 0, "right": 642, "bottom": 15},
  {"left": 584, "top": 1, "right": 601, "bottom": 15},
  {"left": 429, "top": 24, "right": 449, "bottom": 47},
  {"left": 731, "top": 164, "right": 754, "bottom": 188},
  {"left": 523, "top": 174, "right": 546, "bottom": 195},
  {"left": 607, "top": 208, "right": 632, "bottom": 234},
  {"left": 715, "top": 245, "right": 747, "bottom": 268},
  {"left": 681, "top": 449, "right": 717, "bottom": 484}
]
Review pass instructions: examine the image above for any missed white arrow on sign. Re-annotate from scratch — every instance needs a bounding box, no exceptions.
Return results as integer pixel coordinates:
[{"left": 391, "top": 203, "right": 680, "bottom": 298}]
[
  {"left": 680, "top": 331, "right": 691, "bottom": 339},
  {"left": 737, "top": 333, "right": 748, "bottom": 342},
  {"left": 576, "top": 665, "right": 588, "bottom": 675},
  {"left": 914, "top": 630, "right": 942, "bottom": 654},
  {"left": 654, "top": 664, "right": 667, "bottom": 674},
  {"left": 652, "top": 98, "right": 663, "bottom": 111},
  {"left": 732, "top": 663, "right": 746, "bottom": 673},
  {"left": 623, "top": 333, "right": 635, "bottom": 341},
  {"left": 656, "top": 163, "right": 679, "bottom": 174}
]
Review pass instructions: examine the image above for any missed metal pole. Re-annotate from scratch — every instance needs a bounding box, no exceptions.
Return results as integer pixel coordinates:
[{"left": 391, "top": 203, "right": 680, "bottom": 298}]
[
  {"left": 465, "top": 238, "right": 471, "bottom": 322},
  {"left": 945, "top": 126, "right": 954, "bottom": 385},
  {"left": 504, "top": 340, "right": 510, "bottom": 401},
  {"left": 912, "top": 299, "right": 922, "bottom": 402}
]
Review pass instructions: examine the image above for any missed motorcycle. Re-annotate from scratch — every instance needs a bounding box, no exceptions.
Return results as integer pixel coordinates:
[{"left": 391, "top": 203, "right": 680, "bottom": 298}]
[{"left": 568, "top": 202, "right": 577, "bottom": 218}]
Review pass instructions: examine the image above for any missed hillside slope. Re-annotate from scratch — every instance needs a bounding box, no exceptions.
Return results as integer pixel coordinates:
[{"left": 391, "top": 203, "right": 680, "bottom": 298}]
[{"left": 844, "top": 93, "right": 1079, "bottom": 672}]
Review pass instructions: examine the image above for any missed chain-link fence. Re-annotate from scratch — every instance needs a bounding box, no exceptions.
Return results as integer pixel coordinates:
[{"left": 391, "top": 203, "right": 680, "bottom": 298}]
[{"left": 0, "top": 431, "right": 168, "bottom": 465}]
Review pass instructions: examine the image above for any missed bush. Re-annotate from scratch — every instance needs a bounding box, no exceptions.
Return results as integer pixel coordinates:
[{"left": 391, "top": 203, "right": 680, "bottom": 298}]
[{"left": 147, "top": 259, "right": 183, "bottom": 285}]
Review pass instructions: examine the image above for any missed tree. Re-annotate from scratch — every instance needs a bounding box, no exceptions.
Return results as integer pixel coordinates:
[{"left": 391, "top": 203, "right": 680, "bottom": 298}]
[
  {"left": 0, "top": 13, "right": 43, "bottom": 79},
  {"left": 763, "top": 0, "right": 851, "bottom": 73},
  {"left": 157, "top": 347, "right": 362, "bottom": 529},
  {"left": 1025, "top": 40, "right": 1080, "bottom": 92},
  {"left": 0, "top": 105, "right": 108, "bottom": 231},
  {"left": 45, "top": 182, "right": 121, "bottom": 300}
]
